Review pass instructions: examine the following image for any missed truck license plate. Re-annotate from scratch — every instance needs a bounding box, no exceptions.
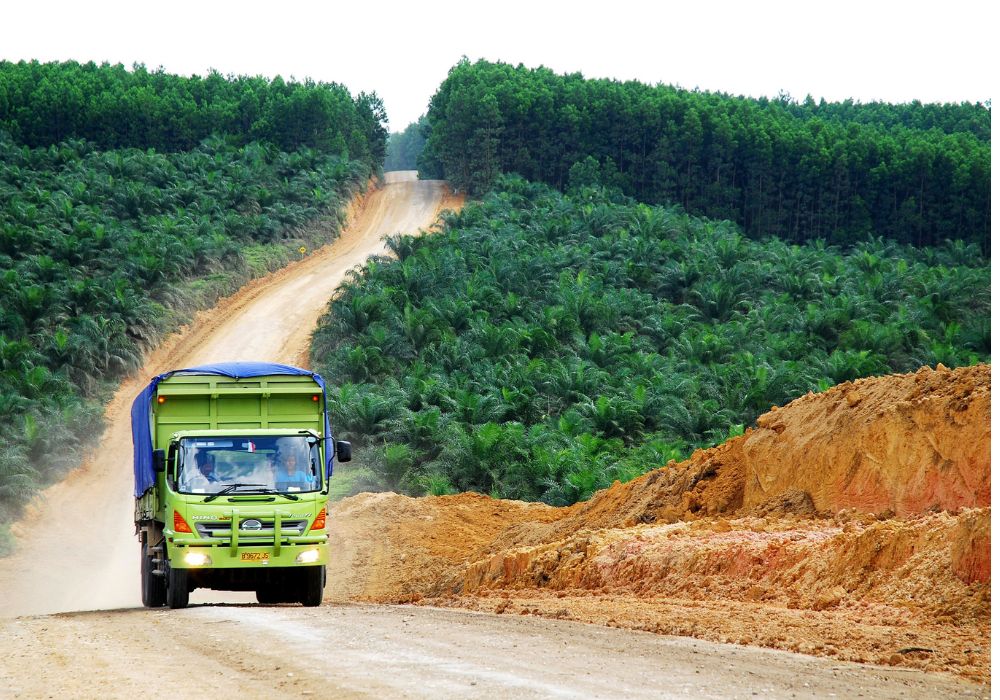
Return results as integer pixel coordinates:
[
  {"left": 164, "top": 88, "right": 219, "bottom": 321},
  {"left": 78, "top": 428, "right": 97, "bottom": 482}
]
[{"left": 241, "top": 552, "right": 269, "bottom": 561}]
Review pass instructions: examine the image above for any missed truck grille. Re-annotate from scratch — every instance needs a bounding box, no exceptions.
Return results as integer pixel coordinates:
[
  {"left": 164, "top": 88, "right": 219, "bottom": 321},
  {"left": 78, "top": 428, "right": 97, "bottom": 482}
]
[{"left": 195, "top": 518, "right": 308, "bottom": 540}]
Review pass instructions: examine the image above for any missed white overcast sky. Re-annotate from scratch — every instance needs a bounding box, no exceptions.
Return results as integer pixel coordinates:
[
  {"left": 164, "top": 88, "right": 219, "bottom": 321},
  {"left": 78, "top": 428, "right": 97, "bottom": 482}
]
[{"left": 2, "top": 0, "right": 994, "bottom": 132}]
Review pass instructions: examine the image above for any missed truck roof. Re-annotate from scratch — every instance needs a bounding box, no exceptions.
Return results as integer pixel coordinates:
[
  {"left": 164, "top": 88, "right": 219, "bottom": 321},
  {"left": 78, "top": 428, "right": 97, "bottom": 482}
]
[{"left": 172, "top": 428, "right": 321, "bottom": 437}]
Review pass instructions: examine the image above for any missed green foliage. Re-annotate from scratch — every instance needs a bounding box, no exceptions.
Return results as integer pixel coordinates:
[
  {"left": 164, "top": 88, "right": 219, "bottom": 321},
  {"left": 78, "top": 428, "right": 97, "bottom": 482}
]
[
  {"left": 0, "top": 130, "right": 370, "bottom": 523},
  {"left": 421, "top": 59, "right": 990, "bottom": 250},
  {"left": 328, "top": 463, "right": 384, "bottom": 500},
  {"left": 0, "top": 525, "right": 14, "bottom": 557},
  {"left": 384, "top": 117, "right": 428, "bottom": 171},
  {"left": 419, "top": 472, "right": 459, "bottom": 497},
  {"left": 312, "top": 177, "right": 990, "bottom": 505},
  {"left": 0, "top": 60, "right": 388, "bottom": 170}
]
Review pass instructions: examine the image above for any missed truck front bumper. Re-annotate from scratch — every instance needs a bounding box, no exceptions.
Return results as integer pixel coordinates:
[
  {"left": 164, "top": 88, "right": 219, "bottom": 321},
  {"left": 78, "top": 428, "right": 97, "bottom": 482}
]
[
  {"left": 166, "top": 506, "right": 328, "bottom": 569},
  {"left": 166, "top": 537, "right": 329, "bottom": 569}
]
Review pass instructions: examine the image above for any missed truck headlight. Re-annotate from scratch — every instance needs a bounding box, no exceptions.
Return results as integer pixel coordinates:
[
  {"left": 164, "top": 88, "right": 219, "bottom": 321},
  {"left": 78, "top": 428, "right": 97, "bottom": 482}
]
[
  {"left": 184, "top": 551, "right": 212, "bottom": 566},
  {"left": 295, "top": 549, "right": 320, "bottom": 564}
]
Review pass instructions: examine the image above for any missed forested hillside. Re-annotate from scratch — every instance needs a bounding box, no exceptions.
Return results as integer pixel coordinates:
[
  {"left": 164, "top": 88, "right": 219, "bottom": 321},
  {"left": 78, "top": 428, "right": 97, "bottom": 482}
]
[
  {"left": 312, "top": 177, "right": 989, "bottom": 504},
  {"left": 0, "top": 62, "right": 387, "bottom": 544},
  {"left": 0, "top": 60, "right": 387, "bottom": 157},
  {"left": 419, "top": 59, "right": 990, "bottom": 250},
  {"left": 384, "top": 118, "right": 427, "bottom": 171}
]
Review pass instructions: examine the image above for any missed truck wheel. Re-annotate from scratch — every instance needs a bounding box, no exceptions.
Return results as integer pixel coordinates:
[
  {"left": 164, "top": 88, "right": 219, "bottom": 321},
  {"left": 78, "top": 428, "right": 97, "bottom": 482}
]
[
  {"left": 301, "top": 566, "right": 325, "bottom": 607},
  {"left": 256, "top": 586, "right": 281, "bottom": 604},
  {"left": 166, "top": 565, "right": 190, "bottom": 609},
  {"left": 140, "top": 543, "right": 166, "bottom": 608}
]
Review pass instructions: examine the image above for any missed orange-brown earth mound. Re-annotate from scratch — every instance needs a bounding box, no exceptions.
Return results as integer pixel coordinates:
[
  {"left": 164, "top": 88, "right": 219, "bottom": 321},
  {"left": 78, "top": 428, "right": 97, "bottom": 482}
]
[{"left": 328, "top": 364, "right": 990, "bottom": 683}]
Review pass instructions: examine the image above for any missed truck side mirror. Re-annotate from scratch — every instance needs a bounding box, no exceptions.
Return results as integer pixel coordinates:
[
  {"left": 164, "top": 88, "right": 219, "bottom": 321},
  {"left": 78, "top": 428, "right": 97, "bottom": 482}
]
[
  {"left": 153, "top": 449, "right": 166, "bottom": 473},
  {"left": 336, "top": 441, "right": 352, "bottom": 463}
]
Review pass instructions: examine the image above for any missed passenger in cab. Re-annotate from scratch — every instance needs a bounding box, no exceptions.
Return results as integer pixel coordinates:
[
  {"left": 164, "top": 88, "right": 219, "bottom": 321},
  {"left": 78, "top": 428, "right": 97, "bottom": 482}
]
[{"left": 274, "top": 452, "right": 314, "bottom": 491}]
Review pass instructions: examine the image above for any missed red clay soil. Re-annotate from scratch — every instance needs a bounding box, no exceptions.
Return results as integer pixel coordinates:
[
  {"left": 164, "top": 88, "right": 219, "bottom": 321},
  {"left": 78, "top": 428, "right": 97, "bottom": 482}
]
[
  {"left": 744, "top": 363, "right": 989, "bottom": 515},
  {"left": 327, "top": 364, "right": 991, "bottom": 684}
]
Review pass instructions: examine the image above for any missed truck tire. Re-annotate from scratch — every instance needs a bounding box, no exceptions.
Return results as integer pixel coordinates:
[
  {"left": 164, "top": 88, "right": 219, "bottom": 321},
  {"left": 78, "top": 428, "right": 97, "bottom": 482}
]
[
  {"left": 301, "top": 566, "right": 325, "bottom": 607},
  {"left": 166, "top": 565, "right": 190, "bottom": 609},
  {"left": 140, "top": 542, "right": 166, "bottom": 608},
  {"left": 256, "top": 586, "right": 281, "bottom": 604}
]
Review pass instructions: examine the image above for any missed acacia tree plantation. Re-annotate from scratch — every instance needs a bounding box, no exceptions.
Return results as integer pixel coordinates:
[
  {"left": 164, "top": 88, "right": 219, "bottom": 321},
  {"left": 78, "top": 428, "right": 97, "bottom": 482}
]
[
  {"left": 384, "top": 118, "right": 428, "bottom": 171},
  {"left": 0, "top": 61, "right": 388, "bottom": 547},
  {"left": 418, "top": 59, "right": 989, "bottom": 251},
  {"left": 0, "top": 60, "right": 387, "bottom": 156}
]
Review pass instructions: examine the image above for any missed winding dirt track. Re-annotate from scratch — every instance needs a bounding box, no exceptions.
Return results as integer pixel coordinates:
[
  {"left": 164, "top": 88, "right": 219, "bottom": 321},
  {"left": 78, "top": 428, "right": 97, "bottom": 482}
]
[
  {"left": 0, "top": 173, "right": 984, "bottom": 698},
  {"left": 0, "top": 171, "right": 457, "bottom": 617}
]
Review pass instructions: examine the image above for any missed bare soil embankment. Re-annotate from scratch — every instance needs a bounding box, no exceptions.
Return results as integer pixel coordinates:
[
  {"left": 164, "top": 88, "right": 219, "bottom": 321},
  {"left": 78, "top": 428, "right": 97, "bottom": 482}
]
[{"left": 328, "top": 364, "right": 990, "bottom": 684}]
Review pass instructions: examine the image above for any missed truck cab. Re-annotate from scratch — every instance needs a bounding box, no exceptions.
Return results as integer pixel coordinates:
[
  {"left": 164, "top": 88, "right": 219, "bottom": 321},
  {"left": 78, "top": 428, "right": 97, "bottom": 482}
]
[{"left": 132, "top": 363, "right": 350, "bottom": 608}]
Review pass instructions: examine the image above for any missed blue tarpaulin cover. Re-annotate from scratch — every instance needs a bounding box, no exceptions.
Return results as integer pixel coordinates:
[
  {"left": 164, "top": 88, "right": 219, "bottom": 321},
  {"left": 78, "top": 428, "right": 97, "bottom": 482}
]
[{"left": 131, "top": 362, "right": 333, "bottom": 497}]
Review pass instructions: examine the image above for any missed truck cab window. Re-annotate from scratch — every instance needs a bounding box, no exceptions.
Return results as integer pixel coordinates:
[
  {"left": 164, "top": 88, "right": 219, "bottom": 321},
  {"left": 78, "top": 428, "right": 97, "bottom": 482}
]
[
  {"left": 176, "top": 436, "right": 322, "bottom": 495},
  {"left": 273, "top": 443, "right": 321, "bottom": 493}
]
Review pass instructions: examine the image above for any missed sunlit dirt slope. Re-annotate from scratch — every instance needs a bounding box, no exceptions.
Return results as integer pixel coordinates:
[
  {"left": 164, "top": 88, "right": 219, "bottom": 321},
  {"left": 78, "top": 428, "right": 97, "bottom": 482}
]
[{"left": 328, "top": 364, "right": 990, "bottom": 683}]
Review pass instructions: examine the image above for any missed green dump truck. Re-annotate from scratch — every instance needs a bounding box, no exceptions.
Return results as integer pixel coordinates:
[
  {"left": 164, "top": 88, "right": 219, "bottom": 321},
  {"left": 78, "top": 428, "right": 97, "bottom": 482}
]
[{"left": 131, "top": 362, "right": 351, "bottom": 609}]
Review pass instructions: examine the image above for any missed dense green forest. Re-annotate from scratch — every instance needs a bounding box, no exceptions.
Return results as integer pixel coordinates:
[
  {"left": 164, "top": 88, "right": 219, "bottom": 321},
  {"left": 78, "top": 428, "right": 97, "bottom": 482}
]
[
  {"left": 0, "top": 62, "right": 388, "bottom": 546},
  {"left": 418, "top": 60, "right": 990, "bottom": 250},
  {"left": 384, "top": 118, "right": 427, "bottom": 171},
  {"left": 785, "top": 95, "right": 990, "bottom": 139},
  {"left": 312, "top": 177, "right": 990, "bottom": 504},
  {"left": 0, "top": 60, "right": 388, "bottom": 158}
]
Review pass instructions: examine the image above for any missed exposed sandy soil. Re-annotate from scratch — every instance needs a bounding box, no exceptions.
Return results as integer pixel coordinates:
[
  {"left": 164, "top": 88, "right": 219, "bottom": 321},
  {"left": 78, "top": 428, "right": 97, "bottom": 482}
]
[
  {"left": 327, "top": 491, "right": 563, "bottom": 602},
  {"left": 2, "top": 605, "right": 983, "bottom": 699},
  {"left": 0, "top": 171, "right": 462, "bottom": 617},
  {"left": 327, "top": 365, "right": 991, "bottom": 685},
  {"left": 744, "top": 363, "right": 989, "bottom": 515}
]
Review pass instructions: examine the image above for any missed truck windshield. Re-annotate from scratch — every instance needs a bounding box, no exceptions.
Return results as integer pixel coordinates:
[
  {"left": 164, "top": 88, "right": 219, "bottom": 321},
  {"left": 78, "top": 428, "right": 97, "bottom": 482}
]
[{"left": 176, "top": 436, "right": 321, "bottom": 495}]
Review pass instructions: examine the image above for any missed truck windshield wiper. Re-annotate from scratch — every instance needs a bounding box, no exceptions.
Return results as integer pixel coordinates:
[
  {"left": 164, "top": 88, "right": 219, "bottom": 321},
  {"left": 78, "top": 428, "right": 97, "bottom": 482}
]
[
  {"left": 203, "top": 483, "right": 268, "bottom": 502},
  {"left": 244, "top": 488, "right": 301, "bottom": 501},
  {"left": 203, "top": 485, "right": 302, "bottom": 502}
]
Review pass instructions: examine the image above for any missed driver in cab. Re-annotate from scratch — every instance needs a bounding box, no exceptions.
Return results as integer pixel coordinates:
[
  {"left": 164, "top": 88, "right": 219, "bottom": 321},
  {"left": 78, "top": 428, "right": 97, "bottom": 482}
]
[{"left": 182, "top": 451, "right": 220, "bottom": 492}]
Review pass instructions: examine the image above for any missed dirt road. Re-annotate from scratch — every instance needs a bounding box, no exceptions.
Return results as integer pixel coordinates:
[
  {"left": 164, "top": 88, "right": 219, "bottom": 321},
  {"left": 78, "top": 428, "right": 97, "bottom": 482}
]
[
  {"left": 0, "top": 605, "right": 984, "bottom": 698},
  {"left": 0, "top": 173, "right": 984, "bottom": 698},
  {"left": 0, "top": 171, "right": 459, "bottom": 617}
]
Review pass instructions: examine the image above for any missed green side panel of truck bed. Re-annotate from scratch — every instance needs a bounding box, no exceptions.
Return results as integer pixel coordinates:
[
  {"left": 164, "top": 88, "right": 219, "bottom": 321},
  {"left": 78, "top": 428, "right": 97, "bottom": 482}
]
[{"left": 152, "top": 374, "right": 324, "bottom": 449}]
